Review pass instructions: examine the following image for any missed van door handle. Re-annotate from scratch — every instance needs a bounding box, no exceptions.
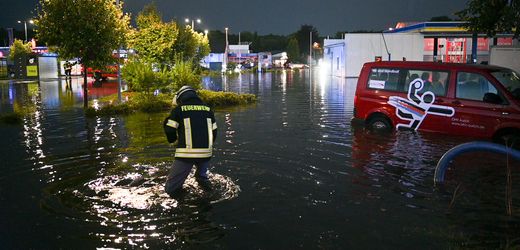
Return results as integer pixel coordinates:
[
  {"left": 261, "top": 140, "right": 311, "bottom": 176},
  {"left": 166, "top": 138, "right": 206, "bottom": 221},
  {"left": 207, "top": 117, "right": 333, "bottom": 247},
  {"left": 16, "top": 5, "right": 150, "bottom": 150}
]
[
  {"left": 502, "top": 112, "right": 509, "bottom": 115},
  {"left": 452, "top": 100, "right": 461, "bottom": 105}
]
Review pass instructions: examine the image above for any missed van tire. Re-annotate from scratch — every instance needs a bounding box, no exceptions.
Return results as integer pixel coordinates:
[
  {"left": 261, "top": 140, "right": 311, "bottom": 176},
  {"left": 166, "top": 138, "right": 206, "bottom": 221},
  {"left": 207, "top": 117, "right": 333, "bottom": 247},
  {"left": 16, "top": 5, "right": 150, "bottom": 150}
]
[{"left": 366, "top": 115, "right": 392, "bottom": 131}]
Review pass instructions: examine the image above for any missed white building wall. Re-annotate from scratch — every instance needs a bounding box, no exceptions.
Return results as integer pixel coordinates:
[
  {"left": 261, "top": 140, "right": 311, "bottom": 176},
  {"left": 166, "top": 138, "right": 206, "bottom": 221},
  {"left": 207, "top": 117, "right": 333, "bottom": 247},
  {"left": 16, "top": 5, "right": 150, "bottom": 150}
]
[
  {"left": 490, "top": 46, "right": 520, "bottom": 73},
  {"left": 324, "top": 39, "right": 346, "bottom": 77},
  {"left": 229, "top": 45, "right": 250, "bottom": 54},
  {"left": 344, "top": 33, "right": 424, "bottom": 77}
]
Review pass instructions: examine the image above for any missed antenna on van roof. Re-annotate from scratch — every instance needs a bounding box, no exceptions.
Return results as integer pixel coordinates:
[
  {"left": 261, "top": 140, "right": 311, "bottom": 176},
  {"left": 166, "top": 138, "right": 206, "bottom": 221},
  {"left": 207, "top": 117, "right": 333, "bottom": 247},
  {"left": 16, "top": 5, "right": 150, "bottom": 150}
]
[{"left": 381, "top": 33, "right": 391, "bottom": 61}]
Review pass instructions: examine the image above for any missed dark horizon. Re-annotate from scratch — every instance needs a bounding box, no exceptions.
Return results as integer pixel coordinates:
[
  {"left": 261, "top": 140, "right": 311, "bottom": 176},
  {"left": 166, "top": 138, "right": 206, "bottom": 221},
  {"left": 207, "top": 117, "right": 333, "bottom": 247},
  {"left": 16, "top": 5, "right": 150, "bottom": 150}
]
[{"left": 0, "top": 0, "right": 468, "bottom": 36}]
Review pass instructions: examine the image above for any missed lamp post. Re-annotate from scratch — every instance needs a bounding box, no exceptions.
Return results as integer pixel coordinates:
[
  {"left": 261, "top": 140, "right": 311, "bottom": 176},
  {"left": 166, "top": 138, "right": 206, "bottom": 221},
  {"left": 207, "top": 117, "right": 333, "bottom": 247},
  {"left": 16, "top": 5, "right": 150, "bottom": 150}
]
[
  {"left": 224, "top": 27, "right": 229, "bottom": 72},
  {"left": 184, "top": 18, "right": 201, "bottom": 30},
  {"left": 17, "top": 20, "right": 33, "bottom": 42}
]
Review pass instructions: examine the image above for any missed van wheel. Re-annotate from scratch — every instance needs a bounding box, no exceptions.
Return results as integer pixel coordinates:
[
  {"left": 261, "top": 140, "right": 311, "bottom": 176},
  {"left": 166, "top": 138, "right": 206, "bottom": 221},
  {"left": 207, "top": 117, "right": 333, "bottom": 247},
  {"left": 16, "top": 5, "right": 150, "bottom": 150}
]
[{"left": 367, "top": 115, "right": 392, "bottom": 131}]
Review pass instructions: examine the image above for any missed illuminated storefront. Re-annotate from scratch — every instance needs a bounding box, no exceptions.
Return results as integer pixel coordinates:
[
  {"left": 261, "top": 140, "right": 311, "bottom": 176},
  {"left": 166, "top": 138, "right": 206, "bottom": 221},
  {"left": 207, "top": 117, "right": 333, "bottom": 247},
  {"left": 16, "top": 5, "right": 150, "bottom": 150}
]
[{"left": 387, "top": 21, "right": 517, "bottom": 63}]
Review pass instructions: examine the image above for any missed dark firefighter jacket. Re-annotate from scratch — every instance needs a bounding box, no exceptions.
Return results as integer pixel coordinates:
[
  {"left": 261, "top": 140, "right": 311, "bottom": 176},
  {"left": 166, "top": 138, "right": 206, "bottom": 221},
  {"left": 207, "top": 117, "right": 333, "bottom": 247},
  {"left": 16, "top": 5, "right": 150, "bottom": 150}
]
[{"left": 163, "top": 91, "right": 217, "bottom": 160}]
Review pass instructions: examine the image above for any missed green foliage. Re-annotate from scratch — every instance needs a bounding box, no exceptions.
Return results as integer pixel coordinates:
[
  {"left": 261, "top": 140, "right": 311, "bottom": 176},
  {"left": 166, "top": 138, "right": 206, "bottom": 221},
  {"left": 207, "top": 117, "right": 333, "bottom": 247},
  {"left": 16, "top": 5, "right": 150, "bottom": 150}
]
[
  {"left": 457, "top": 0, "right": 520, "bottom": 38},
  {"left": 128, "top": 3, "right": 210, "bottom": 66},
  {"left": 85, "top": 92, "right": 171, "bottom": 117},
  {"left": 226, "top": 62, "right": 238, "bottom": 71},
  {"left": 36, "top": 0, "right": 131, "bottom": 68},
  {"left": 85, "top": 90, "right": 256, "bottom": 116},
  {"left": 136, "top": 2, "right": 162, "bottom": 29},
  {"left": 168, "top": 59, "right": 201, "bottom": 91},
  {"left": 121, "top": 60, "right": 167, "bottom": 94},
  {"left": 8, "top": 39, "right": 32, "bottom": 61},
  {"left": 286, "top": 37, "right": 300, "bottom": 63},
  {"left": 129, "top": 6, "right": 178, "bottom": 65},
  {"left": 197, "top": 89, "right": 257, "bottom": 107},
  {"left": 131, "top": 93, "right": 172, "bottom": 112},
  {"left": 85, "top": 102, "right": 132, "bottom": 117},
  {"left": 173, "top": 27, "right": 198, "bottom": 62},
  {"left": 122, "top": 55, "right": 202, "bottom": 97},
  {"left": 291, "top": 25, "right": 319, "bottom": 58},
  {"left": 194, "top": 31, "right": 211, "bottom": 63}
]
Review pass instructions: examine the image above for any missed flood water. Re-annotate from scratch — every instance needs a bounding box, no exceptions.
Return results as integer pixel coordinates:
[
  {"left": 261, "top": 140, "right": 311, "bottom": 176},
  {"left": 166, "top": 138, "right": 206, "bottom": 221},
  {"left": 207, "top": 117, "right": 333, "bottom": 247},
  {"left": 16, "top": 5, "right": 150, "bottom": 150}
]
[{"left": 1, "top": 71, "right": 519, "bottom": 249}]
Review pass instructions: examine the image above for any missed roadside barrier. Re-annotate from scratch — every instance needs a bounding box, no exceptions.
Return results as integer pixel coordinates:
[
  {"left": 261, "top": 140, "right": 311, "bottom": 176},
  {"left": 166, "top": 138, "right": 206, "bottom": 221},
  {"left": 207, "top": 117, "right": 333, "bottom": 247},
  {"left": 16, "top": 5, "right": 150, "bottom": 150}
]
[{"left": 434, "top": 141, "right": 520, "bottom": 185}]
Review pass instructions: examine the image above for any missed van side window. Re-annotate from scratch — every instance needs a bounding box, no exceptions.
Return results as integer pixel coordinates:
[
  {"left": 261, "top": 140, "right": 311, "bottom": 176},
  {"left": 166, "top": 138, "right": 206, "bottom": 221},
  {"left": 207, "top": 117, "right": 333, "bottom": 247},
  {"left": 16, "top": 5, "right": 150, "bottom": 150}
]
[
  {"left": 456, "top": 72, "right": 498, "bottom": 101},
  {"left": 367, "top": 68, "right": 401, "bottom": 91},
  {"left": 404, "top": 70, "right": 449, "bottom": 97}
]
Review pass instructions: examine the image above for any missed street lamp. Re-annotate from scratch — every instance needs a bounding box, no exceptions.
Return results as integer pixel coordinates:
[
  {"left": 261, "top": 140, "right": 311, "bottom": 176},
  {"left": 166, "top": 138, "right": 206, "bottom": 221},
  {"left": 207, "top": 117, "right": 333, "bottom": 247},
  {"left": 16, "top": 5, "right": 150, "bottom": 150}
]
[
  {"left": 17, "top": 19, "right": 33, "bottom": 42},
  {"left": 224, "top": 27, "right": 229, "bottom": 72},
  {"left": 184, "top": 18, "right": 201, "bottom": 30}
]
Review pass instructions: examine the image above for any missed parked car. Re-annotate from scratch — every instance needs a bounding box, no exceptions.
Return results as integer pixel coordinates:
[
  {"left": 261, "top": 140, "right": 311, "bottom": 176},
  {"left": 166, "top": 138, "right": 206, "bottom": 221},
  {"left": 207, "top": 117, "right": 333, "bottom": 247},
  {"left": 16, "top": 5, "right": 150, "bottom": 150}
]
[
  {"left": 352, "top": 61, "right": 520, "bottom": 142},
  {"left": 288, "top": 63, "right": 309, "bottom": 69}
]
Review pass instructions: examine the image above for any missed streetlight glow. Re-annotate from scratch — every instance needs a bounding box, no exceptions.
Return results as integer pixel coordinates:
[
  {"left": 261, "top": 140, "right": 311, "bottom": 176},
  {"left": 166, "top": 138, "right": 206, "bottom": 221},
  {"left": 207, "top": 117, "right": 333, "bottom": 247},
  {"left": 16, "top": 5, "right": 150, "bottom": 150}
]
[
  {"left": 17, "top": 20, "right": 33, "bottom": 42},
  {"left": 185, "top": 18, "right": 202, "bottom": 30}
]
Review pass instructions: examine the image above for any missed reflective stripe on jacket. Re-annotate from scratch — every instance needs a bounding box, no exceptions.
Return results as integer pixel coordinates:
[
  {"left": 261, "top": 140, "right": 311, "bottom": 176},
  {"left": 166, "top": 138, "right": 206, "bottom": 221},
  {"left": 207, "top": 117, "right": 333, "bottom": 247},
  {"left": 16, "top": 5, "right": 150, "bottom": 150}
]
[{"left": 164, "top": 101, "right": 217, "bottom": 160}]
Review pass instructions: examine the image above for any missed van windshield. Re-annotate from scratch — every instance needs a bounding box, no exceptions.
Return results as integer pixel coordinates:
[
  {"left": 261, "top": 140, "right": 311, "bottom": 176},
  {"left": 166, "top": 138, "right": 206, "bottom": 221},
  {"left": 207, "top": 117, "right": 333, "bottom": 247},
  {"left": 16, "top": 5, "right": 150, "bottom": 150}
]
[{"left": 492, "top": 69, "right": 520, "bottom": 100}]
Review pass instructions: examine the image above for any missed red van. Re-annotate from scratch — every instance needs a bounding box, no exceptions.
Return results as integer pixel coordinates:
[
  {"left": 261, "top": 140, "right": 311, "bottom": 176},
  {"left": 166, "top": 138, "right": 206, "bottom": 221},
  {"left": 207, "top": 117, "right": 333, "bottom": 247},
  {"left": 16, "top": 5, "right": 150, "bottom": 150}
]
[{"left": 353, "top": 61, "right": 520, "bottom": 141}]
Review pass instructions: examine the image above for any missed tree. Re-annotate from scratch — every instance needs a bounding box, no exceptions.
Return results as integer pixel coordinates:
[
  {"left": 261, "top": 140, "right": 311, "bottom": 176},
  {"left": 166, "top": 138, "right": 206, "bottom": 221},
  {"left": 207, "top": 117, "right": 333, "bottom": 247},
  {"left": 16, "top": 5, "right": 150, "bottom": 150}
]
[
  {"left": 36, "top": 0, "right": 130, "bottom": 107},
  {"left": 8, "top": 39, "right": 32, "bottom": 61},
  {"left": 457, "top": 0, "right": 520, "bottom": 38},
  {"left": 193, "top": 31, "right": 210, "bottom": 64},
  {"left": 172, "top": 26, "right": 199, "bottom": 63},
  {"left": 286, "top": 37, "right": 300, "bottom": 63},
  {"left": 291, "top": 25, "right": 319, "bottom": 61},
  {"left": 129, "top": 3, "right": 177, "bottom": 65},
  {"left": 129, "top": 3, "right": 209, "bottom": 66}
]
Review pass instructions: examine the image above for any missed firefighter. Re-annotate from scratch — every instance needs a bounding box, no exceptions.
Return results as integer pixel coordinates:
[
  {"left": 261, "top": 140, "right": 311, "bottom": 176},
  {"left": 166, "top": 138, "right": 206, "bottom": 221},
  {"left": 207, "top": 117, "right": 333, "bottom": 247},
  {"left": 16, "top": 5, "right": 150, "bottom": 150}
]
[{"left": 163, "top": 86, "right": 218, "bottom": 197}]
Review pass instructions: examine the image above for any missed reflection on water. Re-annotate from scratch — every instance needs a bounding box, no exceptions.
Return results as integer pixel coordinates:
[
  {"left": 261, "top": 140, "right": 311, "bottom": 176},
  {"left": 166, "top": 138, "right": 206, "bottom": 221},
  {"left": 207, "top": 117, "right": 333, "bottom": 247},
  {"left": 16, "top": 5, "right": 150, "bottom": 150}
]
[{"left": 1, "top": 72, "right": 520, "bottom": 248}]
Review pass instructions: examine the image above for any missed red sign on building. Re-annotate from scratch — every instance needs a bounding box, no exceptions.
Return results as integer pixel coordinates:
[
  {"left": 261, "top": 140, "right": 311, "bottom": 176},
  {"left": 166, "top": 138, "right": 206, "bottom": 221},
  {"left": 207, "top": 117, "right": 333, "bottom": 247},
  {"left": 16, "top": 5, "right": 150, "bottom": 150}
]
[
  {"left": 477, "top": 38, "right": 489, "bottom": 51},
  {"left": 424, "top": 38, "right": 435, "bottom": 51},
  {"left": 497, "top": 37, "right": 513, "bottom": 46}
]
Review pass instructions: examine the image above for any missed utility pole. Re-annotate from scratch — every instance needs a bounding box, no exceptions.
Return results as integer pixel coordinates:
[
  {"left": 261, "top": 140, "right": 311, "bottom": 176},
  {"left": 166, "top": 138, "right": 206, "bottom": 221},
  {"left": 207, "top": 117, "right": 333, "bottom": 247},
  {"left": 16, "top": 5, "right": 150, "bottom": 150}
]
[{"left": 224, "top": 27, "right": 229, "bottom": 72}]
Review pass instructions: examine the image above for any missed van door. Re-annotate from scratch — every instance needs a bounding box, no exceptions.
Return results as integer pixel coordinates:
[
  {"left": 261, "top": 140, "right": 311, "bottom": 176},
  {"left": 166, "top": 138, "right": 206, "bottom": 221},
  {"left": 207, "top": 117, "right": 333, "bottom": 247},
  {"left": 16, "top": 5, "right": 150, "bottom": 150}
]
[
  {"left": 448, "top": 71, "right": 507, "bottom": 137},
  {"left": 397, "top": 69, "right": 453, "bottom": 132}
]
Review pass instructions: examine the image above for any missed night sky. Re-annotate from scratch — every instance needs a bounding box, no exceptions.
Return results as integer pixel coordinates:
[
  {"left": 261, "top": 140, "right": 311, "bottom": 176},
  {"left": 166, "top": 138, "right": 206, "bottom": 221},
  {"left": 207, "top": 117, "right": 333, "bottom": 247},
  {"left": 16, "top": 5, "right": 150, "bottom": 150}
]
[{"left": 0, "top": 0, "right": 468, "bottom": 35}]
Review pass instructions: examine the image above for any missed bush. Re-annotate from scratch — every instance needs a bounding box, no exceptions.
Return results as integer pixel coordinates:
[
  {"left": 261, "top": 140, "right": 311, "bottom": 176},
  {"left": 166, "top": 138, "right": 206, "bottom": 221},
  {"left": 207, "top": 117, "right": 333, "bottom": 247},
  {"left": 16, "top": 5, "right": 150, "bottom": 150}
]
[
  {"left": 122, "top": 60, "right": 168, "bottom": 95},
  {"left": 197, "top": 89, "right": 257, "bottom": 107},
  {"left": 168, "top": 59, "right": 201, "bottom": 92},
  {"left": 86, "top": 102, "right": 132, "bottom": 117},
  {"left": 131, "top": 92, "right": 171, "bottom": 112},
  {"left": 8, "top": 39, "right": 32, "bottom": 61},
  {"left": 85, "top": 92, "right": 172, "bottom": 117}
]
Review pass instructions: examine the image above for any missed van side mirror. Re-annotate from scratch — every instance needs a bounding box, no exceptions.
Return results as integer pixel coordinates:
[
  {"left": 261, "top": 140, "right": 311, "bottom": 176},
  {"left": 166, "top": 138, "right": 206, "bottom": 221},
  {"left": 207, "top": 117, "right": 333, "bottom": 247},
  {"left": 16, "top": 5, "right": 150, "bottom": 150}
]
[{"left": 483, "top": 92, "right": 503, "bottom": 104}]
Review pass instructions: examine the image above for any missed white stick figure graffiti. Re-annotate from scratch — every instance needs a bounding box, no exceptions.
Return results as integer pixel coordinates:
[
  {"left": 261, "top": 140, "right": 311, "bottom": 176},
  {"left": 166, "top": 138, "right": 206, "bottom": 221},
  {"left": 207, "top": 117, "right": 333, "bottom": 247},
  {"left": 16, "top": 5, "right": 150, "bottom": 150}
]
[{"left": 388, "top": 78, "right": 455, "bottom": 130}]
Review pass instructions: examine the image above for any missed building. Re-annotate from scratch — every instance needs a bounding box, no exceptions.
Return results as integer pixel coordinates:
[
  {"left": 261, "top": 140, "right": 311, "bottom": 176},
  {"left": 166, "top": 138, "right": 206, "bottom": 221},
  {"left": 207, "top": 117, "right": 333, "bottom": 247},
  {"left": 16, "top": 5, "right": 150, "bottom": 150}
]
[
  {"left": 201, "top": 42, "right": 274, "bottom": 71},
  {"left": 324, "top": 33, "right": 423, "bottom": 77},
  {"left": 387, "top": 21, "right": 517, "bottom": 63},
  {"left": 324, "top": 21, "right": 518, "bottom": 78}
]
